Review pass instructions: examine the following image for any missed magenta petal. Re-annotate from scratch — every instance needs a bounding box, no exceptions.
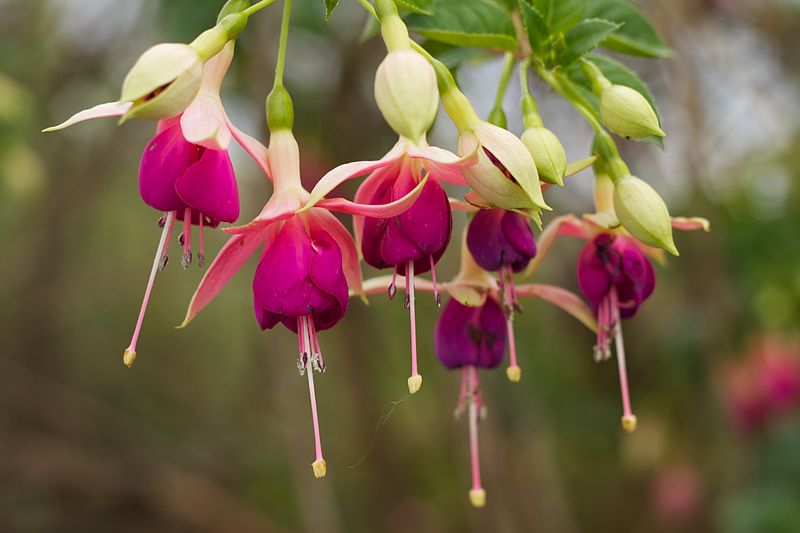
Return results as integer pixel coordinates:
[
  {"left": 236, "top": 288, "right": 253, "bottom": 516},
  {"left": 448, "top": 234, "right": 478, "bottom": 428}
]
[
  {"left": 139, "top": 125, "right": 200, "bottom": 212},
  {"left": 175, "top": 147, "right": 240, "bottom": 224},
  {"left": 435, "top": 298, "right": 507, "bottom": 370}
]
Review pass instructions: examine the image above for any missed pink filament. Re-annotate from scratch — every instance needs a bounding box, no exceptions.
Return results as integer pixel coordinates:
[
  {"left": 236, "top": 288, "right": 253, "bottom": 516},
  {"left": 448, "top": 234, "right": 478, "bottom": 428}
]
[
  {"left": 407, "top": 261, "right": 419, "bottom": 379},
  {"left": 198, "top": 214, "right": 205, "bottom": 263},
  {"left": 429, "top": 255, "right": 441, "bottom": 306},
  {"left": 301, "top": 316, "right": 325, "bottom": 463},
  {"left": 126, "top": 211, "right": 175, "bottom": 353},
  {"left": 467, "top": 366, "right": 483, "bottom": 493},
  {"left": 182, "top": 207, "right": 192, "bottom": 259},
  {"left": 610, "top": 288, "right": 633, "bottom": 420},
  {"left": 503, "top": 266, "right": 519, "bottom": 371},
  {"left": 309, "top": 317, "right": 325, "bottom": 371},
  {"left": 160, "top": 212, "right": 176, "bottom": 265}
]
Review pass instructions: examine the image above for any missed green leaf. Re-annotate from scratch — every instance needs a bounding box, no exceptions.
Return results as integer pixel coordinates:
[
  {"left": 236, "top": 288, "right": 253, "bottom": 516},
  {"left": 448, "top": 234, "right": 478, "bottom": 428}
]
[
  {"left": 565, "top": 54, "right": 664, "bottom": 146},
  {"left": 586, "top": 0, "right": 671, "bottom": 58},
  {"left": 396, "top": 0, "right": 434, "bottom": 14},
  {"left": 518, "top": 0, "right": 548, "bottom": 57},
  {"left": 530, "top": 0, "right": 589, "bottom": 31},
  {"left": 324, "top": 0, "right": 339, "bottom": 19},
  {"left": 558, "top": 18, "right": 621, "bottom": 66},
  {"left": 406, "top": 0, "right": 518, "bottom": 51}
]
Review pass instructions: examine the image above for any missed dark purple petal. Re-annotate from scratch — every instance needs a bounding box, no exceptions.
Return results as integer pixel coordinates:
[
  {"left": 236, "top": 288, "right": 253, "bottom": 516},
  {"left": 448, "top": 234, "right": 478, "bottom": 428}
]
[
  {"left": 175, "top": 147, "right": 240, "bottom": 224},
  {"left": 467, "top": 208, "right": 536, "bottom": 273},
  {"left": 139, "top": 124, "right": 199, "bottom": 212},
  {"left": 434, "top": 298, "right": 507, "bottom": 370}
]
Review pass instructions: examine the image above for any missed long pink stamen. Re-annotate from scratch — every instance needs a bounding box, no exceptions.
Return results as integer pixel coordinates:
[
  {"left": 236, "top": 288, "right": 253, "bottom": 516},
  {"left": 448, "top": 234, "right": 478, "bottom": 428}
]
[
  {"left": 159, "top": 212, "right": 176, "bottom": 270},
  {"left": 610, "top": 288, "right": 636, "bottom": 432},
  {"left": 123, "top": 211, "right": 175, "bottom": 367},
  {"left": 301, "top": 316, "right": 327, "bottom": 477},
  {"left": 454, "top": 366, "right": 470, "bottom": 416},
  {"left": 198, "top": 215, "right": 206, "bottom": 268},
  {"left": 388, "top": 267, "right": 398, "bottom": 300},
  {"left": 467, "top": 365, "right": 486, "bottom": 507},
  {"left": 181, "top": 207, "right": 192, "bottom": 268},
  {"left": 429, "top": 255, "right": 441, "bottom": 307},
  {"left": 406, "top": 261, "right": 422, "bottom": 394},
  {"left": 309, "top": 318, "right": 325, "bottom": 372}
]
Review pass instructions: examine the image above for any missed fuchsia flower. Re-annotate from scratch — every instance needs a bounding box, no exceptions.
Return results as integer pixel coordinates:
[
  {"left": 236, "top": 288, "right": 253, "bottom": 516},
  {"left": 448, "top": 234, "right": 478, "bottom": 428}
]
[
  {"left": 304, "top": 138, "right": 475, "bottom": 394},
  {"left": 577, "top": 232, "right": 654, "bottom": 432},
  {"left": 467, "top": 209, "right": 537, "bottom": 381},
  {"left": 528, "top": 214, "right": 710, "bottom": 431},
  {"left": 435, "top": 297, "right": 506, "bottom": 508},
  {"left": 181, "top": 125, "right": 425, "bottom": 477},
  {"left": 44, "top": 43, "right": 273, "bottom": 367}
]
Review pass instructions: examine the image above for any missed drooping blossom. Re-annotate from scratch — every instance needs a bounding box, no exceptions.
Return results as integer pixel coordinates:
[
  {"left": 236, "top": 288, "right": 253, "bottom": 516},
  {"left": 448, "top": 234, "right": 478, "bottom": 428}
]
[
  {"left": 181, "top": 120, "right": 425, "bottom": 477},
  {"left": 435, "top": 296, "right": 506, "bottom": 508},
  {"left": 524, "top": 214, "right": 710, "bottom": 432},
  {"left": 303, "top": 137, "right": 474, "bottom": 395},
  {"left": 467, "top": 208, "right": 537, "bottom": 381},
  {"left": 45, "top": 43, "right": 272, "bottom": 367}
]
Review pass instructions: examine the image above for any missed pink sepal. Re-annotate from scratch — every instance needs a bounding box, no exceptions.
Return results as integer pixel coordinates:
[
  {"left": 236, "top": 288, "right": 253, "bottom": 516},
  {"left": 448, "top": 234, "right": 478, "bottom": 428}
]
[{"left": 514, "top": 283, "right": 597, "bottom": 332}]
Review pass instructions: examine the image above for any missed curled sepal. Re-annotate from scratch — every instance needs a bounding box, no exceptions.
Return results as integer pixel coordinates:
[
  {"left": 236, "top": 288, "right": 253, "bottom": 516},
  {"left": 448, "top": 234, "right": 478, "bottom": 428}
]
[
  {"left": 672, "top": 217, "right": 710, "bottom": 232},
  {"left": 179, "top": 224, "right": 278, "bottom": 327},
  {"left": 316, "top": 175, "right": 428, "bottom": 218},
  {"left": 565, "top": 156, "right": 596, "bottom": 178},
  {"left": 406, "top": 144, "right": 475, "bottom": 186},
  {"left": 42, "top": 101, "right": 133, "bottom": 132},
  {"left": 514, "top": 283, "right": 597, "bottom": 332},
  {"left": 303, "top": 143, "right": 406, "bottom": 210}
]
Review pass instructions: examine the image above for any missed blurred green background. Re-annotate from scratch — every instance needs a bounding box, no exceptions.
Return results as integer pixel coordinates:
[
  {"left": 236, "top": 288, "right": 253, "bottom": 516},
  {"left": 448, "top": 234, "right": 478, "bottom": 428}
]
[{"left": 2, "top": 0, "right": 800, "bottom": 531}]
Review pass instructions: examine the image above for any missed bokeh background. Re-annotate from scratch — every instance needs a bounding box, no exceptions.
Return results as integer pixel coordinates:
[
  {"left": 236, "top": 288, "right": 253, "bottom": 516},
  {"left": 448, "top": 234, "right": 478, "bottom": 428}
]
[{"left": 2, "top": 0, "right": 800, "bottom": 531}]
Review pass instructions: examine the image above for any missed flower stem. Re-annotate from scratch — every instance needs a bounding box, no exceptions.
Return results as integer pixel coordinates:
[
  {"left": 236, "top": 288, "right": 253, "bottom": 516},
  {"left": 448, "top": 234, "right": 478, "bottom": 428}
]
[
  {"left": 356, "top": 0, "right": 377, "bottom": 19},
  {"left": 242, "top": 0, "right": 279, "bottom": 17},
  {"left": 274, "top": 0, "right": 293, "bottom": 87},
  {"left": 491, "top": 52, "right": 516, "bottom": 114}
]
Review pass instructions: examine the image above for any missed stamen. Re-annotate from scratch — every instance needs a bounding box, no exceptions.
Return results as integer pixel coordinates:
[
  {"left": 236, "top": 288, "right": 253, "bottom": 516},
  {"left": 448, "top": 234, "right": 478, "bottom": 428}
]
[
  {"left": 467, "top": 366, "right": 486, "bottom": 508},
  {"left": 388, "top": 267, "right": 398, "bottom": 300},
  {"left": 197, "top": 215, "right": 206, "bottom": 268},
  {"left": 502, "top": 267, "right": 521, "bottom": 382},
  {"left": 454, "top": 366, "right": 469, "bottom": 418},
  {"left": 181, "top": 207, "right": 192, "bottom": 268},
  {"left": 610, "top": 288, "right": 637, "bottom": 433},
  {"left": 296, "top": 317, "right": 307, "bottom": 376},
  {"left": 301, "top": 315, "right": 327, "bottom": 478},
  {"left": 123, "top": 211, "right": 175, "bottom": 367},
  {"left": 309, "top": 318, "right": 325, "bottom": 372},
  {"left": 406, "top": 261, "right": 422, "bottom": 394},
  {"left": 158, "top": 212, "right": 176, "bottom": 271},
  {"left": 429, "top": 255, "right": 441, "bottom": 307}
]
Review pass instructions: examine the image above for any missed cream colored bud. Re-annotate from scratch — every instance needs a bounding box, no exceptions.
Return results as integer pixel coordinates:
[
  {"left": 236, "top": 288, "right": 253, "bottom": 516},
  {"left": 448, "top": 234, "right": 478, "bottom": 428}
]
[
  {"left": 613, "top": 175, "right": 678, "bottom": 255},
  {"left": 119, "top": 43, "right": 203, "bottom": 121},
  {"left": 521, "top": 126, "right": 567, "bottom": 186},
  {"left": 600, "top": 85, "right": 665, "bottom": 139},
  {"left": 374, "top": 49, "right": 438, "bottom": 142}
]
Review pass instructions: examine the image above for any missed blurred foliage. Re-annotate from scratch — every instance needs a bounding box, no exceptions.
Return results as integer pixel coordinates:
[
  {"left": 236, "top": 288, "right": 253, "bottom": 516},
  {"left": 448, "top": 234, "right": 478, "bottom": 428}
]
[{"left": 1, "top": 0, "right": 800, "bottom": 532}]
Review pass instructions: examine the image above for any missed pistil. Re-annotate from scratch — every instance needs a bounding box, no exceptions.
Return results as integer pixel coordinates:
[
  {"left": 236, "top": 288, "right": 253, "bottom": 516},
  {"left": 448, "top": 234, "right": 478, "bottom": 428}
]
[
  {"left": 406, "top": 261, "right": 422, "bottom": 394},
  {"left": 501, "top": 266, "right": 521, "bottom": 382},
  {"left": 181, "top": 207, "right": 192, "bottom": 268},
  {"left": 299, "top": 315, "right": 327, "bottom": 477},
  {"left": 610, "top": 288, "right": 636, "bottom": 432},
  {"left": 467, "top": 365, "right": 486, "bottom": 508}
]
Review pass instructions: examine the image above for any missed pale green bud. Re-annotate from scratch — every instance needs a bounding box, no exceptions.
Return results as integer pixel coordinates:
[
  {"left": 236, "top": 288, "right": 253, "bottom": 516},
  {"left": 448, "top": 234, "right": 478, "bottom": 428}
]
[
  {"left": 374, "top": 49, "right": 439, "bottom": 143},
  {"left": 600, "top": 85, "right": 665, "bottom": 139},
  {"left": 521, "top": 126, "right": 566, "bottom": 186},
  {"left": 119, "top": 43, "right": 203, "bottom": 121},
  {"left": 613, "top": 174, "right": 678, "bottom": 255}
]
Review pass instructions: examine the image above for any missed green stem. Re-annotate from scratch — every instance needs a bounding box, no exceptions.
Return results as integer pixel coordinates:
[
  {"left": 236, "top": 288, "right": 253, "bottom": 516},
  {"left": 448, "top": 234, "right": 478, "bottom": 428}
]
[
  {"left": 357, "top": 0, "right": 378, "bottom": 19},
  {"left": 274, "top": 0, "right": 292, "bottom": 87},
  {"left": 492, "top": 52, "right": 516, "bottom": 111},
  {"left": 242, "top": 0, "right": 279, "bottom": 16},
  {"left": 519, "top": 59, "right": 542, "bottom": 129}
]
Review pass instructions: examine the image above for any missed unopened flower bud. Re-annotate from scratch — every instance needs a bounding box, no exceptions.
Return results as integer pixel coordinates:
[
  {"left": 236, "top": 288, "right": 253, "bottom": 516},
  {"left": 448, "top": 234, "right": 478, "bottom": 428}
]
[
  {"left": 600, "top": 85, "right": 665, "bottom": 139},
  {"left": 521, "top": 126, "right": 566, "bottom": 186},
  {"left": 119, "top": 43, "right": 203, "bottom": 121},
  {"left": 374, "top": 49, "right": 439, "bottom": 142},
  {"left": 613, "top": 174, "right": 678, "bottom": 255}
]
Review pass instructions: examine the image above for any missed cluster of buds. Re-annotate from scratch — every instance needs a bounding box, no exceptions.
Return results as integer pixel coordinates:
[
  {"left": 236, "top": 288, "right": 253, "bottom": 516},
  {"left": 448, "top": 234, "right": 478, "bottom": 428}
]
[{"left": 44, "top": 0, "right": 709, "bottom": 508}]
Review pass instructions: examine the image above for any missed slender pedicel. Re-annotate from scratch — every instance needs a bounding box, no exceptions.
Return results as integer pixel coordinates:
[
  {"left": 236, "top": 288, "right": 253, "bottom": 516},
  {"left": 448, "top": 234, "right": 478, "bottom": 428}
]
[
  {"left": 611, "top": 288, "right": 636, "bottom": 432},
  {"left": 467, "top": 366, "right": 486, "bottom": 508},
  {"left": 123, "top": 211, "right": 176, "bottom": 367},
  {"left": 181, "top": 207, "right": 192, "bottom": 268},
  {"left": 300, "top": 316, "right": 327, "bottom": 477},
  {"left": 406, "top": 261, "right": 422, "bottom": 394}
]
